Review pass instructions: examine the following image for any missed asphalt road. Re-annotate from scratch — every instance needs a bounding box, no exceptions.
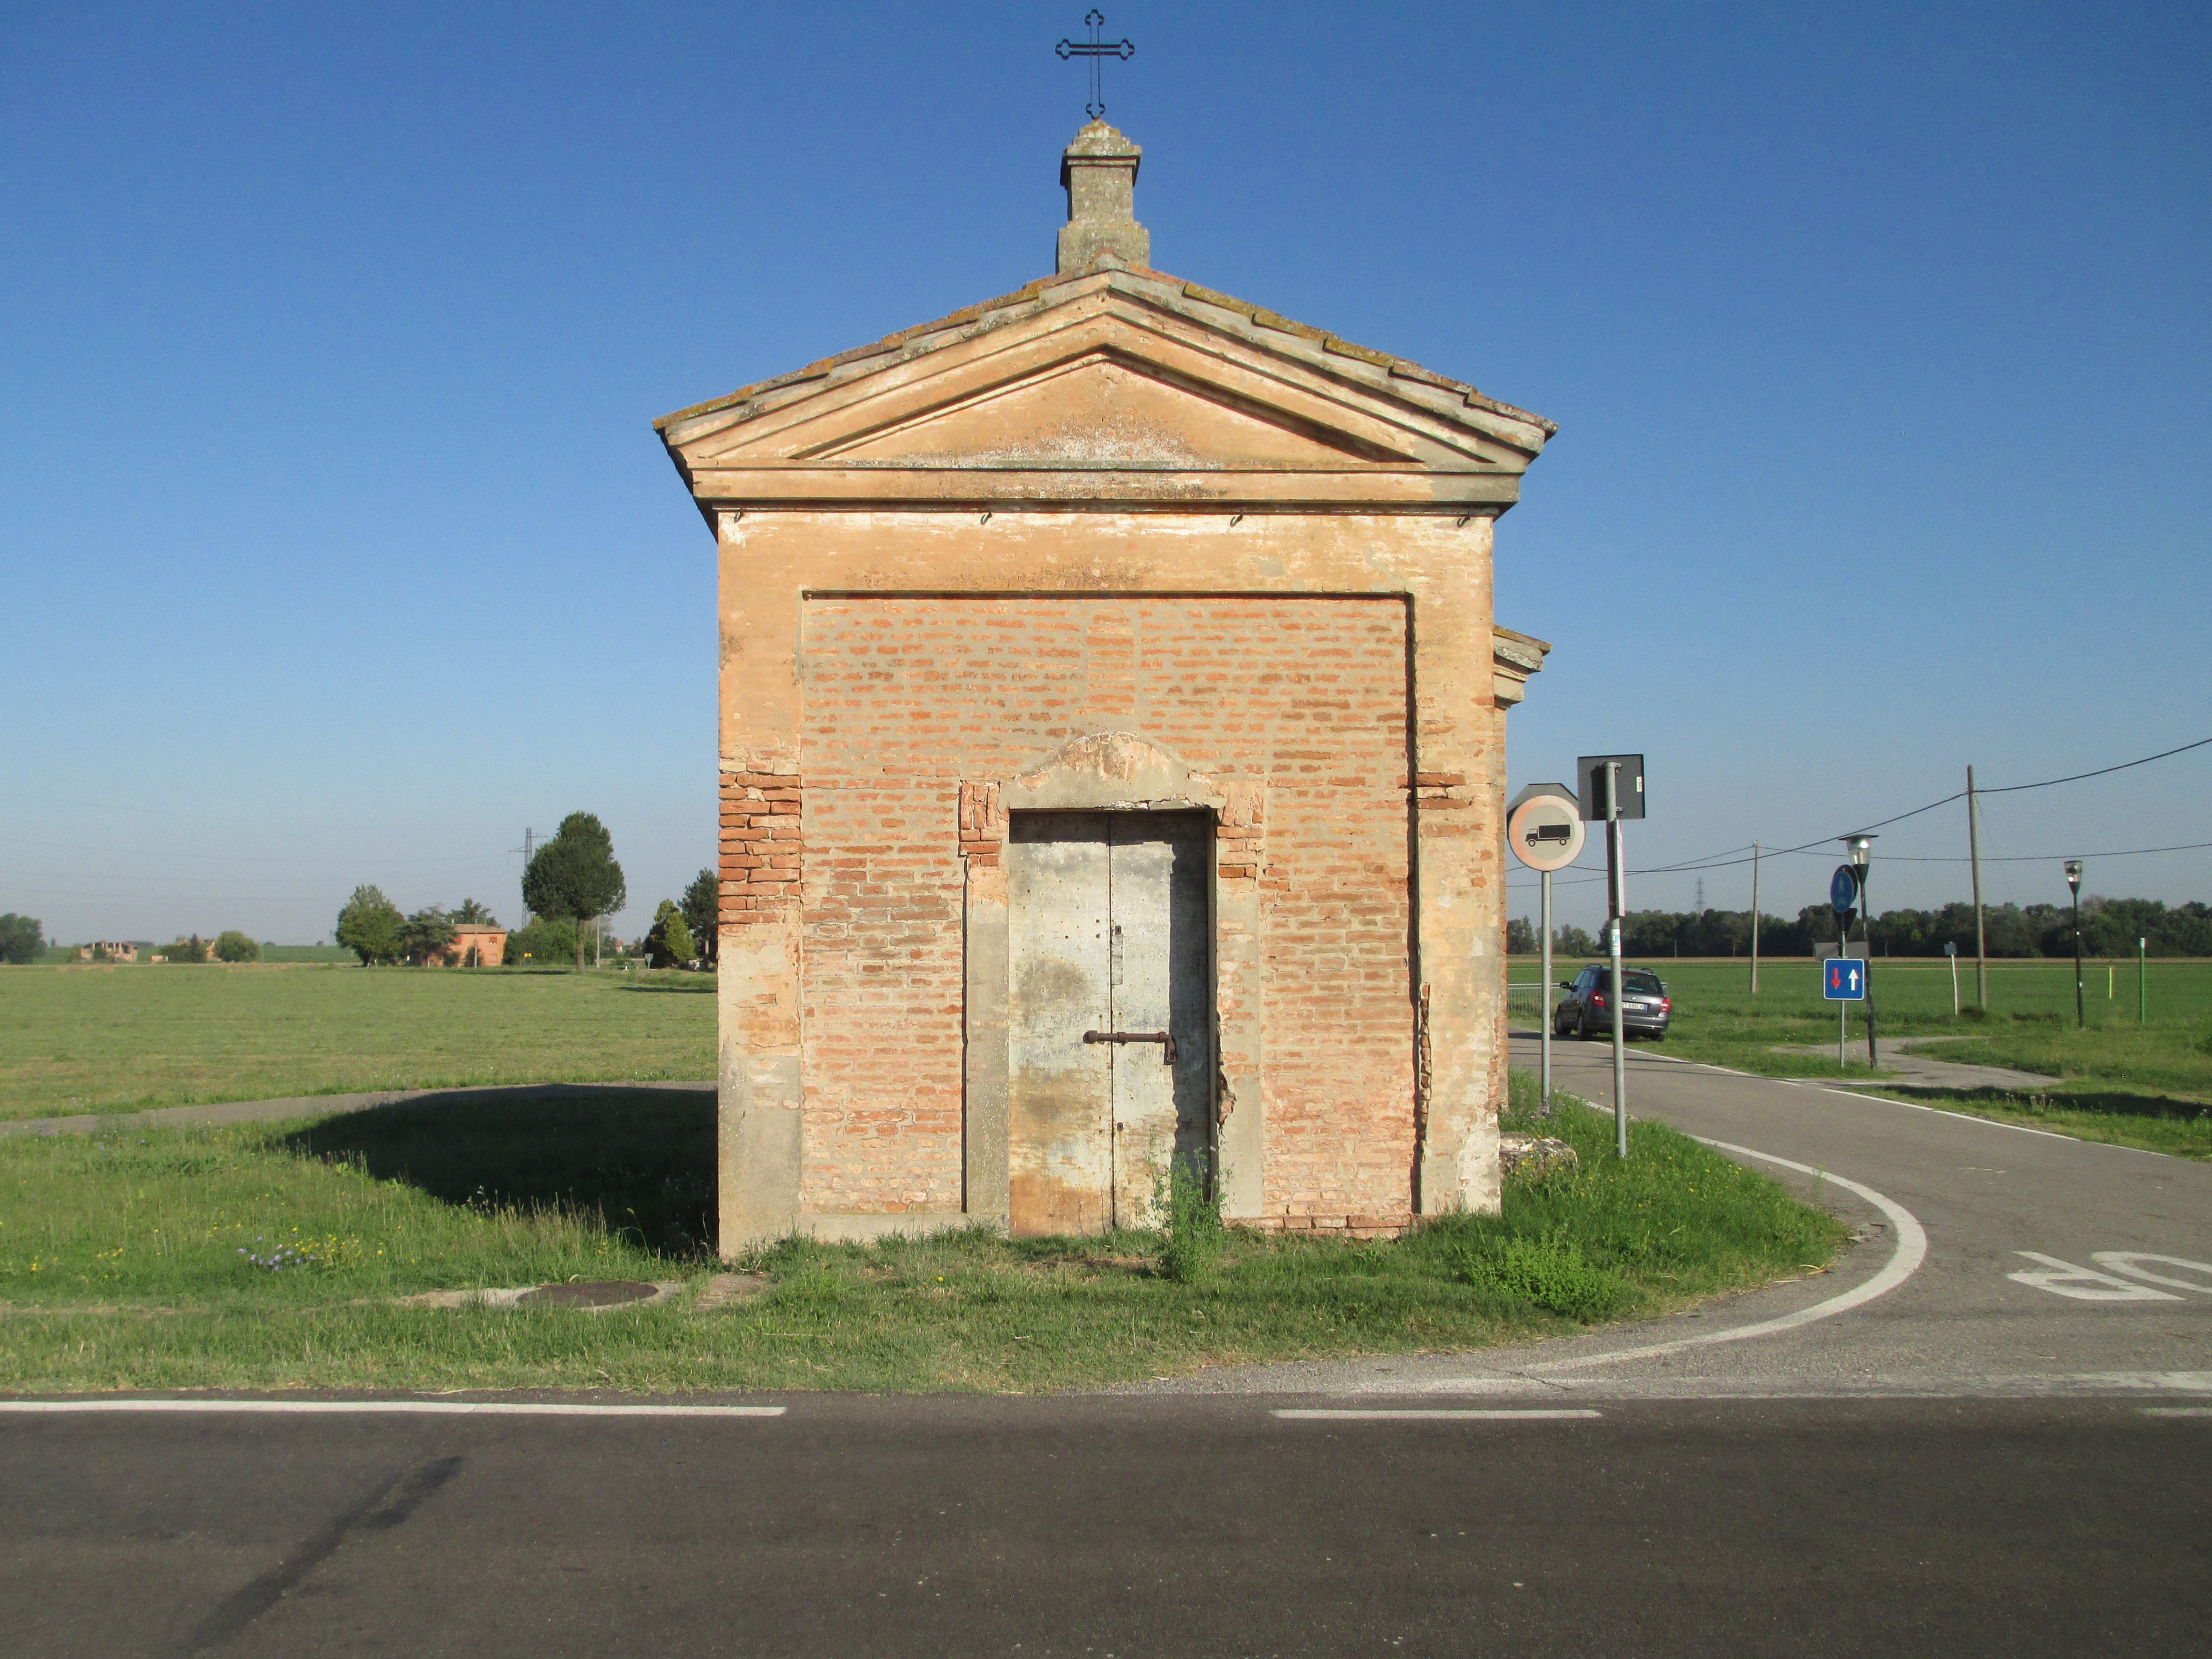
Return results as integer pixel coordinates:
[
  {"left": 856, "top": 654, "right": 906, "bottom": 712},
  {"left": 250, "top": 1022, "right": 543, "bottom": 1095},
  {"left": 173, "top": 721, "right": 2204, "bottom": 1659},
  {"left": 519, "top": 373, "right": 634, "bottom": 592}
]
[
  {"left": 5, "top": 1396, "right": 2208, "bottom": 1659},
  {"left": 6, "top": 1044, "right": 2208, "bottom": 1656},
  {"left": 1498, "top": 1032, "right": 2212, "bottom": 1394}
]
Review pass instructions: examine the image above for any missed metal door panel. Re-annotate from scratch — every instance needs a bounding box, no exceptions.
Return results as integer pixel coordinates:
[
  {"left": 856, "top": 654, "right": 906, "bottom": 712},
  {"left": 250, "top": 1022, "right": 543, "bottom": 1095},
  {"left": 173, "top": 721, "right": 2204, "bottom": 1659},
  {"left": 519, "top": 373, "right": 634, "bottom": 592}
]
[
  {"left": 1007, "top": 815, "right": 1112, "bottom": 1237},
  {"left": 1006, "top": 810, "right": 1213, "bottom": 1237},
  {"left": 1106, "top": 815, "right": 1212, "bottom": 1227}
]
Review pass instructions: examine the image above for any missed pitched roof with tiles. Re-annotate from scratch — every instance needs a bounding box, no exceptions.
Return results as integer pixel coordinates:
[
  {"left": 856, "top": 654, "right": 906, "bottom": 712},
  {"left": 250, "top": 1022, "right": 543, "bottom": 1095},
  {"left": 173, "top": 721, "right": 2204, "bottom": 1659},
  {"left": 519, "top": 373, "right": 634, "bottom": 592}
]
[{"left": 653, "top": 259, "right": 1555, "bottom": 448}]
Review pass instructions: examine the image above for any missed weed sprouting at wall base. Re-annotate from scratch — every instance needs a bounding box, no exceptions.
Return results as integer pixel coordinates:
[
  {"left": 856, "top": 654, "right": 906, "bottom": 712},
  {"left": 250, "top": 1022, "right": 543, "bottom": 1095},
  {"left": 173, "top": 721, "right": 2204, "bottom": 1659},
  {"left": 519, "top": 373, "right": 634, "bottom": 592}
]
[{"left": 1160, "top": 1151, "right": 1225, "bottom": 1286}]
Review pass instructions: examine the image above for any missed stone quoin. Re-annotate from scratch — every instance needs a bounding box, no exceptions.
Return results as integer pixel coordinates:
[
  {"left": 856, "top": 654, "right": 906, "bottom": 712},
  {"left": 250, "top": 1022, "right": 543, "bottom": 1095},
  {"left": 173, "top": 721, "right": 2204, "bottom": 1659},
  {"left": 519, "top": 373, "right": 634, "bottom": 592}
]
[{"left": 656, "top": 120, "right": 1555, "bottom": 1253}]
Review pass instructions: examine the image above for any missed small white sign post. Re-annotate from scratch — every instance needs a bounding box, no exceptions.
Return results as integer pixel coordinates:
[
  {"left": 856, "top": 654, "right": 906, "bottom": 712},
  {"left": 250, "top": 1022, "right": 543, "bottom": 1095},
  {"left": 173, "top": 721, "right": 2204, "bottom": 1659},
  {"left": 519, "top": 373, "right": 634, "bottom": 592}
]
[{"left": 1507, "top": 785, "right": 1586, "bottom": 1116}]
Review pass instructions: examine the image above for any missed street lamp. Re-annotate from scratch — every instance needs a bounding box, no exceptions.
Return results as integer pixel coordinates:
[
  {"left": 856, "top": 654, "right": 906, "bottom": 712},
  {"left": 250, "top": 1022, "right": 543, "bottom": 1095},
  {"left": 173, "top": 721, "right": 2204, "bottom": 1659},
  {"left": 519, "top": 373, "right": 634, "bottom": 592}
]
[
  {"left": 2065, "top": 859, "right": 2085, "bottom": 1028},
  {"left": 1843, "top": 834, "right": 1876, "bottom": 1065}
]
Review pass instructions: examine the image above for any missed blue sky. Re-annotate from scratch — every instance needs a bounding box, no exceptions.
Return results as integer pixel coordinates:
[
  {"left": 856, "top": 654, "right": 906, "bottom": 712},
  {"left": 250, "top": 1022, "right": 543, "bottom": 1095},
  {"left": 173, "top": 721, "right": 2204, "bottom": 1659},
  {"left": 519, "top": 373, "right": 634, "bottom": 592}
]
[{"left": 4, "top": 0, "right": 2207, "bottom": 944}]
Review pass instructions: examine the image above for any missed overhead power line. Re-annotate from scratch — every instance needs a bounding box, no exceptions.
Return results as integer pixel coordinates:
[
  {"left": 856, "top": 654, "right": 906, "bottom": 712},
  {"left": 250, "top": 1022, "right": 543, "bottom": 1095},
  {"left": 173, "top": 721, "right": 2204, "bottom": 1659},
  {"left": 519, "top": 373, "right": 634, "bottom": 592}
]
[
  {"left": 1977, "top": 735, "right": 2212, "bottom": 794},
  {"left": 1515, "top": 733, "right": 2212, "bottom": 886}
]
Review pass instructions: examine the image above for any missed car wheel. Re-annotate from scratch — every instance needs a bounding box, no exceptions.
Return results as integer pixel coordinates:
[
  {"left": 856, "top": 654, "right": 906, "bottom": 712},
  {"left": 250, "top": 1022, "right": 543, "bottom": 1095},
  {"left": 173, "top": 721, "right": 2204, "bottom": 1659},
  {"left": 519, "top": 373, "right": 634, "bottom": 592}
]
[{"left": 1576, "top": 1010, "right": 1595, "bottom": 1041}]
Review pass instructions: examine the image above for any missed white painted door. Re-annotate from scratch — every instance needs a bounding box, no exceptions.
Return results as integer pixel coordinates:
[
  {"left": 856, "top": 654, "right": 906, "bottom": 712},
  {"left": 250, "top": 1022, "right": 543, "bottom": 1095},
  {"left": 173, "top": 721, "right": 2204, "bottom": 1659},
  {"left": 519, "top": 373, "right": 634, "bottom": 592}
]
[{"left": 1007, "top": 812, "right": 1211, "bottom": 1237}]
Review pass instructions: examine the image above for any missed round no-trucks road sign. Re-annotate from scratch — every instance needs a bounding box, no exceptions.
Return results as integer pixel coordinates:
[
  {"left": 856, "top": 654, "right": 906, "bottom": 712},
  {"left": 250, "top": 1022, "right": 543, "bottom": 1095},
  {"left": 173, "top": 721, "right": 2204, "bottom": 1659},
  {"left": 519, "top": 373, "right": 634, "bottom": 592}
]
[{"left": 1508, "top": 793, "right": 1587, "bottom": 873}]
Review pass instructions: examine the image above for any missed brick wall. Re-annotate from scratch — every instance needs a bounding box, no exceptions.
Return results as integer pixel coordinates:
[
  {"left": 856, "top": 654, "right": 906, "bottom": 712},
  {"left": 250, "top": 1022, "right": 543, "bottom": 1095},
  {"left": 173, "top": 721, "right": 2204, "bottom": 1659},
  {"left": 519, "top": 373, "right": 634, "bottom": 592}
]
[{"left": 779, "top": 593, "right": 1417, "bottom": 1219}]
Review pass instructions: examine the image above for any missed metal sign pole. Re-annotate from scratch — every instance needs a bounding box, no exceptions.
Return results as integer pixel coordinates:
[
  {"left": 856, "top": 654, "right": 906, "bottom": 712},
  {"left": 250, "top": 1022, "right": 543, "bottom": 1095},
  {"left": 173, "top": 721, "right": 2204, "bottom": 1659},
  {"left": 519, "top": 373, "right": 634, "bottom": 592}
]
[
  {"left": 1539, "top": 868, "right": 1553, "bottom": 1115},
  {"left": 1605, "top": 761, "right": 1627, "bottom": 1159},
  {"left": 1861, "top": 867, "right": 1877, "bottom": 1069},
  {"left": 2066, "top": 860, "right": 2085, "bottom": 1029},
  {"left": 1508, "top": 782, "right": 1587, "bottom": 1120}
]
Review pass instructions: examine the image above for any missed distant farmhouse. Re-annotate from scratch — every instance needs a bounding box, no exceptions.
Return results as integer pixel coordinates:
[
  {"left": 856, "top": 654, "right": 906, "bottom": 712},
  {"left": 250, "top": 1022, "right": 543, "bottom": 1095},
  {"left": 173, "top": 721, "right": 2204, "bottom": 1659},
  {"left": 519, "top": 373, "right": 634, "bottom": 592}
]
[
  {"left": 448, "top": 925, "right": 507, "bottom": 967},
  {"left": 75, "top": 941, "right": 146, "bottom": 962}
]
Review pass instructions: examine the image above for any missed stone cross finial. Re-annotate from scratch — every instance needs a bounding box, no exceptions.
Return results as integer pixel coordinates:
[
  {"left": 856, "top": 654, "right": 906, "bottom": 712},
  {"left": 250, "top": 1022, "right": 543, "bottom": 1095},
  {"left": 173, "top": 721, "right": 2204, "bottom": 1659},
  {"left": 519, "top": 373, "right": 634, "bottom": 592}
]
[{"left": 1058, "top": 120, "right": 1149, "bottom": 275}]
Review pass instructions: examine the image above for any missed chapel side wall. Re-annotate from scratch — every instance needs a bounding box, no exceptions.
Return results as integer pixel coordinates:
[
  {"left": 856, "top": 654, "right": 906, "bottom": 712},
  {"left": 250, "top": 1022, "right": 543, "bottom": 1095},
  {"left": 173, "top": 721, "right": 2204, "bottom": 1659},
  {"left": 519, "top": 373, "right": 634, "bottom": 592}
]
[{"left": 793, "top": 592, "right": 1417, "bottom": 1222}]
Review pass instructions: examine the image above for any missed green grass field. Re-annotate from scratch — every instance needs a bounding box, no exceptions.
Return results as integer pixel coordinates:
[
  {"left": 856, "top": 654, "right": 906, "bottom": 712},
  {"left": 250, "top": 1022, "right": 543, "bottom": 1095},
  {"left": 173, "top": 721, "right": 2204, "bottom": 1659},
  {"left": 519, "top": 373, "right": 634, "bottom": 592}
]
[
  {"left": 0, "top": 964, "right": 715, "bottom": 1123},
  {"left": 1513, "top": 955, "right": 2212, "bottom": 1157},
  {"left": 0, "top": 1074, "right": 1843, "bottom": 1395}
]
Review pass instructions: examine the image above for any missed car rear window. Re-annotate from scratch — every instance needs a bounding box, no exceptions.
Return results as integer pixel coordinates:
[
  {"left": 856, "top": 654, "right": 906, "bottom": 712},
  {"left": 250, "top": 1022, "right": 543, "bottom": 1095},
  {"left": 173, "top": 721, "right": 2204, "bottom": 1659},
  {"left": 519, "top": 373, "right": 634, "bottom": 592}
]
[{"left": 1623, "top": 971, "right": 1664, "bottom": 995}]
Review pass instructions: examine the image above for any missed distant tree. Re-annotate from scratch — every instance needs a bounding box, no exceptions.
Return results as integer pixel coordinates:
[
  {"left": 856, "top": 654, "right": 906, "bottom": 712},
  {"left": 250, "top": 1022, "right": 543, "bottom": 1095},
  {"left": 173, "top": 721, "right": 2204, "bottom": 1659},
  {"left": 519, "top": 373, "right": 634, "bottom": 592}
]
[
  {"left": 213, "top": 930, "right": 261, "bottom": 963},
  {"left": 336, "top": 885, "right": 405, "bottom": 966},
  {"left": 679, "top": 868, "right": 719, "bottom": 966},
  {"left": 1504, "top": 917, "right": 1537, "bottom": 955},
  {"left": 399, "top": 906, "right": 458, "bottom": 966},
  {"left": 451, "top": 898, "right": 497, "bottom": 926},
  {"left": 521, "top": 813, "right": 626, "bottom": 970},
  {"left": 504, "top": 916, "right": 577, "bottom": 967},
  {"left": 645, "top": 900, "right": 696, "bottom": 969},
  {"left": 1552, "top": 925, "right": 1599, "bottom": 959},
  {"left": 165, "top": 934, "right": 210, "bottom": 964},
  {"left": 0, "top": 914, "right": 42, "bottom": 965}
]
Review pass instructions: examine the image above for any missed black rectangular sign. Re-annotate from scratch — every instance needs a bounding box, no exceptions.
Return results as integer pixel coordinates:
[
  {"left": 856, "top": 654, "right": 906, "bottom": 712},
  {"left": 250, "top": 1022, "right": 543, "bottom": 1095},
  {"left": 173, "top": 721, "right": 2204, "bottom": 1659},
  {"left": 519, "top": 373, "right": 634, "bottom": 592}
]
[{"left": 1575, "top": 754, "right": 1646, "bottom": 821}]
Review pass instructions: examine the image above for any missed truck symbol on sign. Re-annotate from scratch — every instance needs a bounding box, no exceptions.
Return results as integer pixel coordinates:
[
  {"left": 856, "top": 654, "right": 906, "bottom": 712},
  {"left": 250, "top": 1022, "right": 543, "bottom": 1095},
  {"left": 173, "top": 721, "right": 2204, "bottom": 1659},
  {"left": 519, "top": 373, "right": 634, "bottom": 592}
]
[{"left": 1823, "top": 959, "right": 1866, "bottom": 1000}]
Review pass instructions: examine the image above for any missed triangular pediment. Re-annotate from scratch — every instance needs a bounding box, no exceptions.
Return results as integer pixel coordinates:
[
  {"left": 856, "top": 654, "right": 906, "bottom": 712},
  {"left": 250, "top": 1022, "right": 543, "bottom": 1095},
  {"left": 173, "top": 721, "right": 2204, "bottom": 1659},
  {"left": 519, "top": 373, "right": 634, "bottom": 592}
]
[
  {"left": 816, "top": 351, "right": 1398, "bottom": 468},
  {"left": 657, "top": 270, "right": 1553, "bottom": 509}
]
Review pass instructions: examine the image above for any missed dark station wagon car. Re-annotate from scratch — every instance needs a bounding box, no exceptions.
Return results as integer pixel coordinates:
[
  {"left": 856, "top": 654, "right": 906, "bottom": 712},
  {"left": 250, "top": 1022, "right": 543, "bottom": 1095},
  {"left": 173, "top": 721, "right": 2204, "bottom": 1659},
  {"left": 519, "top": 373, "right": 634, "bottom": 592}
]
[{"left": 1552, "top": 966, "right": 1672, "bottom": 1041}]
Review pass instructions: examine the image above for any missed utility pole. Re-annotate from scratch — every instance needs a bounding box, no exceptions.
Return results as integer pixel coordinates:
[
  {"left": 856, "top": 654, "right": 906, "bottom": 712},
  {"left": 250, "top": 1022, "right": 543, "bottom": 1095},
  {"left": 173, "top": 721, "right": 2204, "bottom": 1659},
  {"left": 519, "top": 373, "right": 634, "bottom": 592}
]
[
  {"left": 1966, "top": 767, "right": 1987, "bottom": 1010},
  {"left": 1749, "top": 841, "right": 1762, "bottom": 993},
  {"left": 521, "top": 827, "right": 536, "bottom": 923}
]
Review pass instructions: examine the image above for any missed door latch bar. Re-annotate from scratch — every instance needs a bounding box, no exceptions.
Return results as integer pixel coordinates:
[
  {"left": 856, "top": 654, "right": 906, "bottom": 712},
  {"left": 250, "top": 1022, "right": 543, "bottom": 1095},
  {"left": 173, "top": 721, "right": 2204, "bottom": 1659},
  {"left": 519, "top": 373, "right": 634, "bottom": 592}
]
[{"left": 1083, "top": 1029, "right": 1177, "bottom": 1065}]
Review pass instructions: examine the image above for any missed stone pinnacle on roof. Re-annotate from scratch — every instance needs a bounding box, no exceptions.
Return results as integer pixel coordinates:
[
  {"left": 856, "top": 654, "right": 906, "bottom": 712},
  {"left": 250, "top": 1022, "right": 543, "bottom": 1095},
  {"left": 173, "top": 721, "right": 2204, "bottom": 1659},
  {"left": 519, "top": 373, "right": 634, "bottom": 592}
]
[{"left": 1058, "top": 120, "right": 1148, "bottom": 276}]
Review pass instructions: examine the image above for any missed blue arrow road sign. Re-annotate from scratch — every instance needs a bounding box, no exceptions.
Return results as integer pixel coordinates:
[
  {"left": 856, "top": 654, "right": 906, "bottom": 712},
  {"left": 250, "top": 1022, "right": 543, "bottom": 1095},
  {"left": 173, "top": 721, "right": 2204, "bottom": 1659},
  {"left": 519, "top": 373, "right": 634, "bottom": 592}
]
[{"left": 1824, "top": 958, "right": 1868, "bottom": 1001}]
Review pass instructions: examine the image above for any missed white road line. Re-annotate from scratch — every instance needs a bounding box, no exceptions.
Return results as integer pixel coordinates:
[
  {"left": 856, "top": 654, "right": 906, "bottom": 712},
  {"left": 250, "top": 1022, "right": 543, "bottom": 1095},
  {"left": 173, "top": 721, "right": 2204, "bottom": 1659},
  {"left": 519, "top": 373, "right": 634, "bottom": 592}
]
[
  {"left": 1527, "top": 1135, "right": 1930, "bottom": 1374},
  {"left": 1274, "top": 1408, "right": 1600, "bottom": 1421},
  {"left": 0, "top": 1400, "right": 786, "bottom": 1417},
  {"left": 2141, "top": 1407, "right": 2212, "bottom": 1418}
]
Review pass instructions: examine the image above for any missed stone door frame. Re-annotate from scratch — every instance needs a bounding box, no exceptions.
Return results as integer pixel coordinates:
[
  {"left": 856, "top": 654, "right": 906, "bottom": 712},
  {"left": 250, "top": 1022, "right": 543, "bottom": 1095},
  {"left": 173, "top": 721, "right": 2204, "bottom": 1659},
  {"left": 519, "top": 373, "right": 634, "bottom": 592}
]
[{"left": 958, "top": 732, "right": 1266, "bottom": 1225}]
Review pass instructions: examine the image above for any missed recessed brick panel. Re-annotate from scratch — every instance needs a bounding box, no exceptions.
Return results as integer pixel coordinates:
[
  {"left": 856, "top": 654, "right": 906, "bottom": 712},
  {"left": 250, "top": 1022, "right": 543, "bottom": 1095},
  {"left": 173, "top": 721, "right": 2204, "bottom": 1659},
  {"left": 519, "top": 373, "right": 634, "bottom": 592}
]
[{"left": 793, "top": 594, "right": 1414, "bottom": 1218}]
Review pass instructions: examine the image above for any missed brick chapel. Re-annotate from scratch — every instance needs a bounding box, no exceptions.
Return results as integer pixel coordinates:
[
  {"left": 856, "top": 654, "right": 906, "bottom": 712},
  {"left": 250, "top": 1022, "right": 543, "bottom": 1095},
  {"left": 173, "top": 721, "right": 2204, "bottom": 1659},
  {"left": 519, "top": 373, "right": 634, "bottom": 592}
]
[{"left": 656, "top": 121, "right": 1554, "bottom": 1253}]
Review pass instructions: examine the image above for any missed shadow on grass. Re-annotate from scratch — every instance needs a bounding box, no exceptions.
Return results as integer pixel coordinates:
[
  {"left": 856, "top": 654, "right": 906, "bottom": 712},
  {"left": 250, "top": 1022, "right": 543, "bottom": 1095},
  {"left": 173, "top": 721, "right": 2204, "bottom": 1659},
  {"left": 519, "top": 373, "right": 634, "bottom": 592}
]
[
  {"left": 1884, "top": 1084, "right": 2210, "bottom": 1122},
  {"left": 616, "top": 976, "right": 717, "bottom": 994},
  {"left": 280, "top": 1087, "right": 718, "bottom": 1259}
]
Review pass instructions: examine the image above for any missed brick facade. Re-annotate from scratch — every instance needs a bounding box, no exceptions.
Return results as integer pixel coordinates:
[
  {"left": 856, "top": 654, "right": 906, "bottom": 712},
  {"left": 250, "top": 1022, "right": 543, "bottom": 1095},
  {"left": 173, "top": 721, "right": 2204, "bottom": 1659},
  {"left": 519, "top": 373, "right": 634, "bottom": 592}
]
[{"left": 771, "top": 594, "right": 1419, "bottom": 1220}]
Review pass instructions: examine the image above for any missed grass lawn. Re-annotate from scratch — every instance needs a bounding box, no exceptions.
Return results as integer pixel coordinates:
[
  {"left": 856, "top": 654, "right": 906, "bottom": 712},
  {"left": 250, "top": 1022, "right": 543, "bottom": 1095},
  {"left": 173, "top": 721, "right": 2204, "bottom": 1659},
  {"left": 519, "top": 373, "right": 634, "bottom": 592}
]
[
  {"left": 1513, "top": 954, "right": 2212, "bottom": 1076},
  {"left": 1514, "top": 956, "right": 2212, "bottom": 1155},
  {"left": 0, "top": 963, "right": 715, "bottom": 1123},
  {"left": 0, "top": 1074, "right": 1846, "bottom": 1395}
]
